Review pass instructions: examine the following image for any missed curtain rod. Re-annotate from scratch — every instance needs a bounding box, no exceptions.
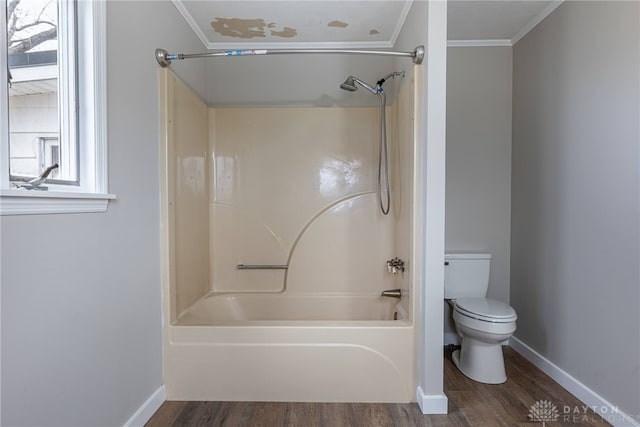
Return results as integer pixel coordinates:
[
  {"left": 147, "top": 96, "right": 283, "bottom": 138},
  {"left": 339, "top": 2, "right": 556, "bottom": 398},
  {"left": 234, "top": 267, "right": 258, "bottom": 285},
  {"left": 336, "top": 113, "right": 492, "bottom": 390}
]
[{"left": 155, "top": 45, "right": 424, "bottom": 67}]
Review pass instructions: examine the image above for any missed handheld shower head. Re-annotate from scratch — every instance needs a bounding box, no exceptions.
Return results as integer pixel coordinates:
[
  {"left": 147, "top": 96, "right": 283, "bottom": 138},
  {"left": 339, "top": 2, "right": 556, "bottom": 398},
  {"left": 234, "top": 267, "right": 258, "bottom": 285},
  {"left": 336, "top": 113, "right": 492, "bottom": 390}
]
[
  {"left": 339, "top": 76, "right": 378, "bottom": 95},
  {"left": 376, "top": 71, "right": 406, "bottom": 87},
  {"left": 338, "top": 70, "right": 404, "bottom": 216}
]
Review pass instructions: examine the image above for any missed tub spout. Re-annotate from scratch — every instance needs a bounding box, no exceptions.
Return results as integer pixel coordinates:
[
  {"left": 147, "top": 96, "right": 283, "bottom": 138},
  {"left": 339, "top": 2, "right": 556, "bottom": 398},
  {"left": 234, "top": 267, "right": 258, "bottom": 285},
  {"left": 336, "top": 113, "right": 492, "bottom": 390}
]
[{"left": 381, "top": 289, "right": 402, "bottom": 299}]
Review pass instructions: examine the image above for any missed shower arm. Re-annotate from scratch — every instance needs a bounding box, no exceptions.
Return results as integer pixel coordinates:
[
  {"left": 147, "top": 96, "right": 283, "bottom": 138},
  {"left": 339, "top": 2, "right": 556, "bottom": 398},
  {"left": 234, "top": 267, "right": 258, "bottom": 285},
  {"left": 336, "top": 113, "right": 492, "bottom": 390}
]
[{"left": 155, "top": 46, "right": 425, "bottom": 67}]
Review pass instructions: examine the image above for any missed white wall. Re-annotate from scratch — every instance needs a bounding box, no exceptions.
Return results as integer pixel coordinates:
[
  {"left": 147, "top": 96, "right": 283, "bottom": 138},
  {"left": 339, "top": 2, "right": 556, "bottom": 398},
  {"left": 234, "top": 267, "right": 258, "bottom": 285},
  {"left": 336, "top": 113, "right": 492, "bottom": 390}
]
[
  {"left": 445, "top": 46, "right": 512, "bottom": 333},
  {"left": 511, "top": 1, "right": 640, "bottom": 420},
  {"left": 206, "top": 53, "right": 396, "bottom": 108},
  {"left": 0, "top": 2, "right": 206, "bottom": 426},
  {"left": 394, "top": 0, "right": 448, "bottom": 413}
]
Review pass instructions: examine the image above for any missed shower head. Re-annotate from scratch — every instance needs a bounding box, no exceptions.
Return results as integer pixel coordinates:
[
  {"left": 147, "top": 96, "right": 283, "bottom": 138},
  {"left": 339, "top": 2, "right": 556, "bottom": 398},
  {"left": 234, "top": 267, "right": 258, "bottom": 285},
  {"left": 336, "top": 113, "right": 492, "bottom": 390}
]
[
  {"left": 340, "top": 76, "right": 358, "bottom": 92},
  {"left": 339, "top": 76, "right": 378, "bottom": 95}
]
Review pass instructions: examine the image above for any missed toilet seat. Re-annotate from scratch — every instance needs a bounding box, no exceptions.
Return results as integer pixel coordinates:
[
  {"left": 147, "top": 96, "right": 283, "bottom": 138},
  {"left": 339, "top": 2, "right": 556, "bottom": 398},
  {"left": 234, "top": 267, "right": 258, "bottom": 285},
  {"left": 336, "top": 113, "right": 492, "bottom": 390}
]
[{"left": 454, "top": 298, "right": 517, "bottom": 323}]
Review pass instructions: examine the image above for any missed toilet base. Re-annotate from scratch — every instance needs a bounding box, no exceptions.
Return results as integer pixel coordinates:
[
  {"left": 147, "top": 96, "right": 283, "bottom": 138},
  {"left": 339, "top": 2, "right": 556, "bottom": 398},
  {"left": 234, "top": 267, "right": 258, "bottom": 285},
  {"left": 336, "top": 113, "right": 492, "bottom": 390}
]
[{"left": 452, "top": 338, "right": 507, "bottom": 384}]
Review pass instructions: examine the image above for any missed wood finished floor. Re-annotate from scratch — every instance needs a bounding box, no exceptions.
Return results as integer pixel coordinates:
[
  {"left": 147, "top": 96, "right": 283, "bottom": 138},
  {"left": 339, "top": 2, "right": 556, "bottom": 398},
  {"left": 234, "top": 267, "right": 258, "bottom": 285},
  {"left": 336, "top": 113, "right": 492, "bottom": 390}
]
[{"left": 146, "top": 347, "right": 611, "bottom": 427}]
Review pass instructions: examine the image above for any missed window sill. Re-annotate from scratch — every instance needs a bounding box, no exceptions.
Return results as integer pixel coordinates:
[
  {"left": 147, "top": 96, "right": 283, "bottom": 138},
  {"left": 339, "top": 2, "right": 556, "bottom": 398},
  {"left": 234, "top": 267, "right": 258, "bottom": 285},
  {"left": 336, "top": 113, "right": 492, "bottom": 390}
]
[{"left": 0, "top": 189, "right": 116, "bottom": 215}]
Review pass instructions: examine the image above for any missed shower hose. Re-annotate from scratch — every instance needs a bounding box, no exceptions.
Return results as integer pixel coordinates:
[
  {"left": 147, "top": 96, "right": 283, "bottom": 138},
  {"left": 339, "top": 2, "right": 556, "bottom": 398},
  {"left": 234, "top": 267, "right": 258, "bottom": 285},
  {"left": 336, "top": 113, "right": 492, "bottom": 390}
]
[{"left": 377, "top": 90, "right": 391, "bottom": 216}]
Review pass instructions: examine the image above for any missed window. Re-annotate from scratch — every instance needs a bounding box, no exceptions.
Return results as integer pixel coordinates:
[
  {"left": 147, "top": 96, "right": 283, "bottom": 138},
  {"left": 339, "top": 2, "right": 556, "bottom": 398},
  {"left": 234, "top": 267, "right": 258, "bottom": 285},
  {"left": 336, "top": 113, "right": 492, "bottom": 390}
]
[
  {"left": 8, "top": 0, "right": 77, "bottom": 185},
  {"left": 1, "top": 0, "right": 113, "bottom": 215}
]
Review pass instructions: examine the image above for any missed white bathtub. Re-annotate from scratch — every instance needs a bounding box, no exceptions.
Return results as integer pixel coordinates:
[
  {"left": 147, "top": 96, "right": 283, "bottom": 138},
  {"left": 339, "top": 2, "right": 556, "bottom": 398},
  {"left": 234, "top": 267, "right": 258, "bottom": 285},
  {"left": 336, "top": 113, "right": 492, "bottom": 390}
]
[
  {"left": 165, "top": 293, "right": 415, "bottom": 402},
  {"left": 176, "top": 293, "right": 400, "bottom": 324}
]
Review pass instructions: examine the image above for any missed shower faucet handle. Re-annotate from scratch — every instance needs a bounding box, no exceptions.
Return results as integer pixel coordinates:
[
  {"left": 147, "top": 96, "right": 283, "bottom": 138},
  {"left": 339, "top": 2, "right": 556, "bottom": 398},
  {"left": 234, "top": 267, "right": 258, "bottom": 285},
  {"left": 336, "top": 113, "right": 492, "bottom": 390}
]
[{"left": 386, "top": 257, "right": 405, "bottom": 274}]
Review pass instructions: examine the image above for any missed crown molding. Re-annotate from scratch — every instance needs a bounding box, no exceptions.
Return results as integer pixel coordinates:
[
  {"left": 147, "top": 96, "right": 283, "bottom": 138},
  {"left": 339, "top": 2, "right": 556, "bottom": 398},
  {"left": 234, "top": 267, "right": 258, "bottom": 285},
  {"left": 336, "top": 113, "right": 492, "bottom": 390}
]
[
  {"left": 448, "top": 0, "right": 566, "bottom": 49},
  {"left": 390, "top": 0, "right": 414, "bottom": 47},
  {"left": 171, "top": 0, "right": 210, "bottom": 48},
  {"left": 511, "top": 0, "right": 565, "bottom": 45},
  {"left": 447, "top": 39, "right": 512, "bottom": 47}
]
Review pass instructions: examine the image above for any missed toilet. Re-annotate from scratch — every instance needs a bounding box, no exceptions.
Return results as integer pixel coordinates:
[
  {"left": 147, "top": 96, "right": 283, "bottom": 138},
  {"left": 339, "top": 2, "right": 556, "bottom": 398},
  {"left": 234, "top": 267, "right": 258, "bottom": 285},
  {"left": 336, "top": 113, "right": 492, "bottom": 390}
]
[{"left": 445, "top": 252, "right": 517, "bottom": 384}]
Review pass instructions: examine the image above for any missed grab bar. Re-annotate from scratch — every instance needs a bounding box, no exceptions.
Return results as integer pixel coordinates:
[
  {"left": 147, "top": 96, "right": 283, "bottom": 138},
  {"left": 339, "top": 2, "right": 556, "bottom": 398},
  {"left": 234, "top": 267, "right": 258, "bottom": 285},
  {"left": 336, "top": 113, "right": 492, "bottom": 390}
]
[{"left": 236, "top": 264, "right": 288, "bottom": 270}]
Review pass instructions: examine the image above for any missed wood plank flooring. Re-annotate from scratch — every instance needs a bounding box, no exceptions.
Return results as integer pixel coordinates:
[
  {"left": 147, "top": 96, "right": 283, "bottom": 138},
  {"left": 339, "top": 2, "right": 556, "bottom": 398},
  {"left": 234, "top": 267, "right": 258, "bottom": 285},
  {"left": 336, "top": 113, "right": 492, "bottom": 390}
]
[{"left": 146, "top": 347, "right": 611, "bottom": 426}]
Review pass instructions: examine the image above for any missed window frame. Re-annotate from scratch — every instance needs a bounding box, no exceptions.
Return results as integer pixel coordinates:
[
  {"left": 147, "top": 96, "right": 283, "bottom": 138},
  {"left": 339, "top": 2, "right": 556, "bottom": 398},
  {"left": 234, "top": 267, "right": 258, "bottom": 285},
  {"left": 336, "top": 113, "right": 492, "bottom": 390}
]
[{"left": 0, "top": 0, "right": 114, "bottom": 215}]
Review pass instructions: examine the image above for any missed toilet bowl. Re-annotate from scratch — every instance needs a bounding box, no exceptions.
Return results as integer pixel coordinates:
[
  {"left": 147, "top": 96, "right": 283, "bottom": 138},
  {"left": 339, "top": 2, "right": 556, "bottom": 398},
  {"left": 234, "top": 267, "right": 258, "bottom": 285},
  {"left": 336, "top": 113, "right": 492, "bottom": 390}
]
[
  {"left": 450, "top": 297, "right": 517, "bottom": 384},
  {"left": 444, "top": 253, "right": 517, "bottom": 384}
]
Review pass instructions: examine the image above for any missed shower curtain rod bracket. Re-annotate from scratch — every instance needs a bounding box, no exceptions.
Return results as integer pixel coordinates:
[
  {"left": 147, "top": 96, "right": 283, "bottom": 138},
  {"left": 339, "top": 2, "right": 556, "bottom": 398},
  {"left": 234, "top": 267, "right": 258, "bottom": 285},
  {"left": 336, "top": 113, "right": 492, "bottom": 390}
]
[
  {"left": 156, "top": 48, "right": 172, "bottom": 68},
  {"left": 155, "top": 45, "right": 424, "bottom": 67},
  {"left": 412, "top": 45, "right": 425, "bottom": 65}
]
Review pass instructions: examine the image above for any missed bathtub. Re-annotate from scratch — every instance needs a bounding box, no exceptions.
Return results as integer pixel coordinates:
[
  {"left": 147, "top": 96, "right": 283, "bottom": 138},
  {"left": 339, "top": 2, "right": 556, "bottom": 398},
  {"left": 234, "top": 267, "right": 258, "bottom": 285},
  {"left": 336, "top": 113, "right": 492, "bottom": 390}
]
[
  {"left": 176, "top": 293, "right": 400, "bottom": 324},
  {"left": 164, "top": 293, "right": 415, "bottom": 402}
]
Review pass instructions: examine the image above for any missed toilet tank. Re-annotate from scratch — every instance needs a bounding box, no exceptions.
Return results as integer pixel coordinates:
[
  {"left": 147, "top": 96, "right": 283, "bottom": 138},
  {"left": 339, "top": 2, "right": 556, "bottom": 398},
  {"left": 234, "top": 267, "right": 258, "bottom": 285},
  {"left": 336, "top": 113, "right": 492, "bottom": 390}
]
[{"left": 444, "top": 252, "right": 491, "bottom": 299}]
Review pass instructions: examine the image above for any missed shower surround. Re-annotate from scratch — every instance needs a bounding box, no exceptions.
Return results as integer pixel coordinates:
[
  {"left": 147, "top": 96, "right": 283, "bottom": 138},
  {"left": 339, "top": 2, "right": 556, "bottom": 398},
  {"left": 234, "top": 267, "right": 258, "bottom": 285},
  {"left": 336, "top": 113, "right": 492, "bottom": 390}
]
[{"left": 160, "top": 67, "right": 420, "bottom": 401}]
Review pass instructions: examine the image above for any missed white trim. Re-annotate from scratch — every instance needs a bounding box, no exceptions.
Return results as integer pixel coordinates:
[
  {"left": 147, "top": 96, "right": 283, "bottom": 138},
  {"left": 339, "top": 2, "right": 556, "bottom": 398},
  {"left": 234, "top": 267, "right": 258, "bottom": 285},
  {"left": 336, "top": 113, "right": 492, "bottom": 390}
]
[
  {"left": 510, "top": 337, "right": 640, "bottom": 427},
  {"left": 171, "top": 0, "right": 210, "bottom": 49},
  {"left": 419, "top": 0, "right": 448, "bottom": 407},
  {"left": 0, "top": 0, "right": 8, "bottom": 190},
  {"left": 58, "top": 0, "right": 78, "bottom": 183},
  {"left": 447, "top": 1, "right": 565, "bottom": 49},
  {"left": 389, "top": 1, "right": 414, "bottom": 48},
  {"left": 416, "top": 387, "right": 448, "bottom": 414},
  {"left": 0, "top": 190, "right": 115, "bottom": 215},
  {"left": 447, "top": 39, "right": 512, "bottom": 47},
  {"left": 87, "top": 0, "right": 108, "bottom": 194},
  {"left": 122, "top": 385, "right": 166, "bottom": 427},
  {"left": 511, "top": 0, "right": 565, "bottom": 45},
  {"left": 77, "top": 0, "right": 108, "bottom": 194}
]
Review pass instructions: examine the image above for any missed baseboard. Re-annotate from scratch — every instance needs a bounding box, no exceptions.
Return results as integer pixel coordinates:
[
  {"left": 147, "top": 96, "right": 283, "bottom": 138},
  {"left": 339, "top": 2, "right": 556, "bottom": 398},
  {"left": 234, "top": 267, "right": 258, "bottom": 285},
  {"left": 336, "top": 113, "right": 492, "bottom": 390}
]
[
  {"left": 510, "top": 337, "right": 639, "bottom": 427},
  {"left": 123, "top": 385, "right": 166, "bottom": 427},
  {"left": 416, "top": 387, "right": 448, "bottom": 414}
]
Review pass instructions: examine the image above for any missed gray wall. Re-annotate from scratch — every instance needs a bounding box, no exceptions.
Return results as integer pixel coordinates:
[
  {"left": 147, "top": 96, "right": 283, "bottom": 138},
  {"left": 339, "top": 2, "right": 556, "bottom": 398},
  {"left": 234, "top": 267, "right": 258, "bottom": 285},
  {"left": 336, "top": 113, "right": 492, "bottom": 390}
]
[
  {"left": 445, "top": 46, "right": 513, "bottom": 331},
  {"left": 0, "top": 2, "right": 206, "bottom": 426},
  {"left": 511, "top": 1, "right": 640, "bottom": 418}
]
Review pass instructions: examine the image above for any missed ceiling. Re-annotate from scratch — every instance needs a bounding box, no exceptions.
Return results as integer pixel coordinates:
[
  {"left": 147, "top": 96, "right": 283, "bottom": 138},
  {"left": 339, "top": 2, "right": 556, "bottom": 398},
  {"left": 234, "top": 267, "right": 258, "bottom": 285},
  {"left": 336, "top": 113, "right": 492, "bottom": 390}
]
[
  {"left": 170, "top": 0, "right": 563, "bottom": 107},
  {"left": 173, "top": 1, "right": 413, "bottom": 49},
  {"left": 448, "top": 1, "right": 557, "bottom": 43},
  {"left": 174, "top": 0, "right": 561, "bottom": 49}
]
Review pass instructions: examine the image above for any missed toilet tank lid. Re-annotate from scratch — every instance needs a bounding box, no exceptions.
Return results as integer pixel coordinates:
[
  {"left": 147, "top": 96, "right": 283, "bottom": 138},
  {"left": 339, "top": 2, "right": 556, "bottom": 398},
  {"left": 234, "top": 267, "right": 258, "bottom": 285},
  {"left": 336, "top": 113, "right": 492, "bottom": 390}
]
[{"left": 445, "top": 252, "right": 492, "bottom": 260}]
